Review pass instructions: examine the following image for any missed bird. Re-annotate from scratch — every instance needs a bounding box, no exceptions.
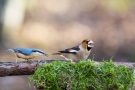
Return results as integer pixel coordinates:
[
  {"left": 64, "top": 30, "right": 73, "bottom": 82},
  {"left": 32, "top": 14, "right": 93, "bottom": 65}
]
[
  {"left": 52, "top": 39, "right": 94, "bottom": 62},
  {"left": 6, "top": 47, "right": 48, "bottom": 63}
]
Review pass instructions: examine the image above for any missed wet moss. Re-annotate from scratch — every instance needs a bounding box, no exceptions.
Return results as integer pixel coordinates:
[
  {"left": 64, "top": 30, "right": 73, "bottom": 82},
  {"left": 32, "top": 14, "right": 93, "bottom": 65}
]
[{"left": 29, "top": 60, "right": 134, "bottom": 90}]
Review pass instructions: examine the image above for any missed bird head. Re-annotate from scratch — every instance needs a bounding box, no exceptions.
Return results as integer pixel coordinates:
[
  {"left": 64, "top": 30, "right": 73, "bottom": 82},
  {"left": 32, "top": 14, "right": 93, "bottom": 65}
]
[{"left": 82, "top": 39, "right": 94, "bottom": 51}]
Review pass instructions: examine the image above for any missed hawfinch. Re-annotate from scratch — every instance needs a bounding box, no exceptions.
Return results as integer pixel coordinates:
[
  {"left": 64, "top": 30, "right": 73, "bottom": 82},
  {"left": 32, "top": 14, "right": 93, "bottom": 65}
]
[{"left": 52, "top": 39, "right": 94, "bottom": 62}]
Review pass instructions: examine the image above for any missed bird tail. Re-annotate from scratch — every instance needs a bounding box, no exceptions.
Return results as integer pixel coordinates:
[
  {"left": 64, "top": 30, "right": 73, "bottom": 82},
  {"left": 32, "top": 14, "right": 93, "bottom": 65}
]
[
  {"left": 6, "top": 48, "right": 15, "bottom": 52},
  {"left": 52, "top": 53, "right": 61, "bottom": 55}
]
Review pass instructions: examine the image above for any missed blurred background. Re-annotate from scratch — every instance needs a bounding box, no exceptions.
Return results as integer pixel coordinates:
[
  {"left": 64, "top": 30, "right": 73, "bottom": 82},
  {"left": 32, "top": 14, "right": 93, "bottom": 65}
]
[{"left": 0, "top": 0, "right": 135, "bottom": 90}]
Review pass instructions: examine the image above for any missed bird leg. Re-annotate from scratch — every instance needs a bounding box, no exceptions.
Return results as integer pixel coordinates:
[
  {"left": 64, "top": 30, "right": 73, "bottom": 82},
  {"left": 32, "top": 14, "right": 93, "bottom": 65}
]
[
  {"left": 14, "top": 53, "right": 19, "bottom": 67},
  {"left": 15, "top": 57, "right": 19, "bottom": 67},
  {"left": 16, "top": 56, "right": 18, "bottom": 64},
  {"left": 27, "top": 59, "right": 32, "bottom": 63}
]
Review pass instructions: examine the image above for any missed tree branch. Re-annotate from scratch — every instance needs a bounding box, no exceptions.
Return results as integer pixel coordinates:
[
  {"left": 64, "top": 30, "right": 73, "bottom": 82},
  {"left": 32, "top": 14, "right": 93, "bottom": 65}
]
[{"left": 0, "top": 60, "right": 135, "bottom": 77}]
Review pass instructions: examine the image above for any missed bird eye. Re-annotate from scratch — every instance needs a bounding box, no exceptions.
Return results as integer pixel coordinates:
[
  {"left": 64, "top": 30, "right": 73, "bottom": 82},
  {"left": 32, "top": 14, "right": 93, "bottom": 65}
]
[{"left": 86, "top": 41, "right": 89, "bottom": 44}]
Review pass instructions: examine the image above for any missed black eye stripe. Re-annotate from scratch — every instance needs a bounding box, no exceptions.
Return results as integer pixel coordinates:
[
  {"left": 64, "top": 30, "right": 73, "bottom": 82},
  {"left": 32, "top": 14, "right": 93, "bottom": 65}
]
[{"left": 32, "top": 50, "right": 44, "bottom": 54}]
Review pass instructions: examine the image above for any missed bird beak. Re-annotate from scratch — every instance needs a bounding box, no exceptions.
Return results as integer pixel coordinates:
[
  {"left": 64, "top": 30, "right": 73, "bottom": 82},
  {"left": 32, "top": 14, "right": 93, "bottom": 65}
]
[{"left": 88, "top": 42, "right": 94, "bottom": 47}]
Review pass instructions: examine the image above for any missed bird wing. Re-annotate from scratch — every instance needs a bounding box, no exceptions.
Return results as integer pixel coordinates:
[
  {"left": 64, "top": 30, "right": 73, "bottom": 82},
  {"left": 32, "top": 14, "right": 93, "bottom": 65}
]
[
  {"left": 31, "top": 49, "right": 46, "bottom": 54},
  {"left": 70, "top": 45, "right": 80, "bottom": 51},
  {"left": 14, "top": 48, "right": 33, "bottom": 55},
  {"left": 58, "top": 45, "right": 80, "bottom": 54}
]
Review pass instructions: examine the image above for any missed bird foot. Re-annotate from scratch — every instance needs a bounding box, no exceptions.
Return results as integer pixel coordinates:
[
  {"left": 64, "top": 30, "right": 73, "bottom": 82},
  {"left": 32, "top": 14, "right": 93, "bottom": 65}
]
[
  {"left": 15, "top": 62, "right": 19, "bottom": 67},
  {"left": 27, "top": 60, "right": 32, "bottom": 64}
]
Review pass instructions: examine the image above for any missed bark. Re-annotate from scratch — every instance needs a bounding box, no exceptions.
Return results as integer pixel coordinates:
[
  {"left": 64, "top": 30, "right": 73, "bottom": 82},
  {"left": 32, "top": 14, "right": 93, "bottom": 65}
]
[{"left": 0, "top": 60, "right": 134, "bottom": 77}]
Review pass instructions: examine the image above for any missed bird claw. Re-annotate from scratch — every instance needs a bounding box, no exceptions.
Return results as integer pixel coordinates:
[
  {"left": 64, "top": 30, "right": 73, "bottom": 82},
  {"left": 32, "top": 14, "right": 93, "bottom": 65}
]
[
  {"left": 27, "top": 60, "right": 32, "bottom": 64},
  {"left": 16, "top": 64, "right": 19, "bottom": 67},
  {"left": 15, "top": 63, "right": 19, "bottom": 67}
]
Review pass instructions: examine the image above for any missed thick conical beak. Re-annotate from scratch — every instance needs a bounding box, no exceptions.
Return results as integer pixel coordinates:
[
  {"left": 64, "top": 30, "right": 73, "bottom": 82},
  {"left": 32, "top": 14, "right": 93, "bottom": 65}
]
[
  {"left": 88, "top": 43, "right": 94, "bottom": 47},
  {"left": 88, "top": 40, "right": 94, "bottom": 47}
]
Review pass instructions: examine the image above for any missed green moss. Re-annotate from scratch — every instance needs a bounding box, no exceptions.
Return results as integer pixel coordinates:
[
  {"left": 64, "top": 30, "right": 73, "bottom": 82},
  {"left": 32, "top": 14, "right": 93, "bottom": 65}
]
[{"left": 29, "top": 60, "right": 134, "bottom": 90}]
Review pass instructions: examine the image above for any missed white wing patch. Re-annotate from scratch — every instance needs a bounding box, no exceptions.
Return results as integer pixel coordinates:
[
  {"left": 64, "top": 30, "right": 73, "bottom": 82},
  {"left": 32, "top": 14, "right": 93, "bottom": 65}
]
[{"left": 69, "top": 50, "right": 78, "bottom": 52}]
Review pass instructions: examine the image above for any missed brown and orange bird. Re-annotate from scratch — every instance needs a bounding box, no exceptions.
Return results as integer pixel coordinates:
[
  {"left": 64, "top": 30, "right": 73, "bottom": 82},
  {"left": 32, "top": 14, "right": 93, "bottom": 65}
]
[{"left": 52, "top": 39, "right": 94, "bottom": 62}]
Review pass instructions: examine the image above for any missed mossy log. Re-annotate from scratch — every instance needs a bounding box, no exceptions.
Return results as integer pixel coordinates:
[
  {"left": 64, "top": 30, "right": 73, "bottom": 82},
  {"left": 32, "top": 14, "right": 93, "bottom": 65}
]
[
  {"left": 0, "top": 60, "right": 135, "bottom": 77},
  {"left": 29, "top": 60, "right": 135, "bottom": 90}
]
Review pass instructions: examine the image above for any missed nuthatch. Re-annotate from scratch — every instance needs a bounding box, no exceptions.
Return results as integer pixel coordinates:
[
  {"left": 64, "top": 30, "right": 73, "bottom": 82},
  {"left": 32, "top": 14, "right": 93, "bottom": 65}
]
[
  {"left": 6, "top": 48, "right": 48, "bottom": 63},
  {"left": 52, "top": 39, "right": 94, "bottom": 62}
]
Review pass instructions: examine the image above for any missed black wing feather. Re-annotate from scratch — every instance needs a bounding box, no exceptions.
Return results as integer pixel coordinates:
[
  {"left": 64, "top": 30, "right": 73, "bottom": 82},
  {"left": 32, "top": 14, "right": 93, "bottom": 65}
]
[
  {"left": 71, "top": 46, "right": 80, "bottom": 51},
  {"left": 58, "top": 46, "right": 80, "bottom": 54}
]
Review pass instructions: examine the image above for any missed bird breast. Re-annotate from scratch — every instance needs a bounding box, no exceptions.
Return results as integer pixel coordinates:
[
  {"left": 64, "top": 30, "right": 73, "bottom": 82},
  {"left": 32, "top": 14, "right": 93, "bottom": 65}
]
[
  {"left": 16, "top": 52, "right": 39, "bottom": 59},
  {"left": 77, "top": 49, "right": 91, "bottom": 59}
]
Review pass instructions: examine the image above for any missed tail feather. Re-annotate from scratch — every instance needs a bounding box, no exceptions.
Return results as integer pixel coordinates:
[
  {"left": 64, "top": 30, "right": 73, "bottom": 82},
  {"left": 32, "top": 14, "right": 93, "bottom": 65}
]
[
  {"left": 52, "top": 53, "right": 61, "bottom": 55},
  {"left": 6, "top": 48, "right": 15, "bottom": 52}
]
